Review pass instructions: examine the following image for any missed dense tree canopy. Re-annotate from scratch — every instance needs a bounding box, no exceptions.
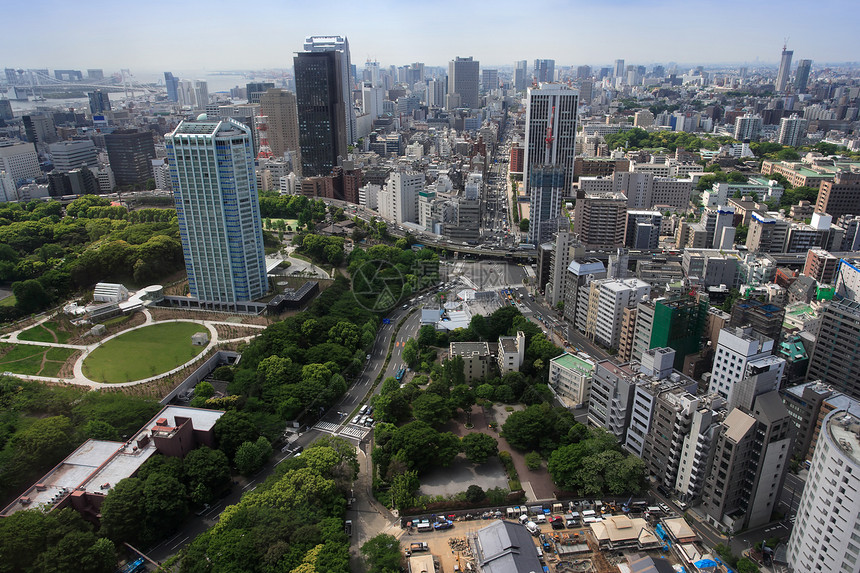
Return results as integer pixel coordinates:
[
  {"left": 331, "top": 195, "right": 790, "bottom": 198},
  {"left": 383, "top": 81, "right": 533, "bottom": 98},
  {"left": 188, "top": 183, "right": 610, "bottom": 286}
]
[
  {"left": 179, "top": 437, "right": 355, "bottom": 573},
  {"left": 0, "top": 509, "right": 114, "bottom": 573},
  {"left": 547, "top": 425, "right": 647, "bottom": 496}
]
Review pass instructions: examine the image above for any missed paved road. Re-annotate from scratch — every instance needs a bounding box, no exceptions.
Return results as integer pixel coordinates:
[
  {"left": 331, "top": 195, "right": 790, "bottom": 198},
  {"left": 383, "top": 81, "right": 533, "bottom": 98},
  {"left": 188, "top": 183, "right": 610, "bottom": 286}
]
[{"left": 148, "top": 303, "right": 418, "bottom": 564}]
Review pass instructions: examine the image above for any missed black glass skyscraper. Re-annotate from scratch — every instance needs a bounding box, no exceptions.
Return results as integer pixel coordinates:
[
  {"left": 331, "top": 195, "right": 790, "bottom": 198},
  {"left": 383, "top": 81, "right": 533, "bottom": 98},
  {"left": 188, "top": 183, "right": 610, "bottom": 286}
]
[{"left": 293, "top": 51, "right": 348, "bottom": 178}]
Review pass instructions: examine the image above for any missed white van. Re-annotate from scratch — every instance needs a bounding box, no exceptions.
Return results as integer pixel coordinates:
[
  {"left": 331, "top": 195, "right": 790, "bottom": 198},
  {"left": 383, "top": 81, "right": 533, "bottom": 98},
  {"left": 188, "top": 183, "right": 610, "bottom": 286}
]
[{"left": 581, "top": 509, "right": 596, "bottom": 519}]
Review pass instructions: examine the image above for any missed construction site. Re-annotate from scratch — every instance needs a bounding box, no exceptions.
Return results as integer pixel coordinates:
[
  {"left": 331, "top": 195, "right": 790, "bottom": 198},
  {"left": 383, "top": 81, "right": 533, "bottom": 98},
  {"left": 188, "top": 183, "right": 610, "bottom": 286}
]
[{"left": 401, "top": 503, "right": 729, "bottom": 573}]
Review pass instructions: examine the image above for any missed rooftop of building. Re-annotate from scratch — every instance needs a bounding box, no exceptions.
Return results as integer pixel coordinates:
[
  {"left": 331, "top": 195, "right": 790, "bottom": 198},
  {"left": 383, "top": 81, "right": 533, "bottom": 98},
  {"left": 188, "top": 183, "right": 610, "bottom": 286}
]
[
  {"left": 551, "top": 352, "right": 595, "bottom": 372},
  {"left": 733, "top": 299, "right": 783, "bottom": 316},
  {"left": 1, "top": 406, "right": 224, "bottom": 518},
  {"left": 783, "top": 380, "right": 835, "bottom": 400},
  {"left": 498, "top": 336, "right": 519, "bottom": 353},
  {"left": 450, "top": 341, "right": 491, "bottom": 357},
  {"left": 723, "top": 408, "right": 756, "bottom": 443},
  {"left": 827, "top": 410, "right": 860, "bottom": 467},
  {"left": 777, "top": 337, "right": 808, "bottom": 361},
  {"left": 589, "top": 515, "right": 658, "bottom": 545},
  {"left": 474, "top": 520, "right": 543, "bottom": 573}
]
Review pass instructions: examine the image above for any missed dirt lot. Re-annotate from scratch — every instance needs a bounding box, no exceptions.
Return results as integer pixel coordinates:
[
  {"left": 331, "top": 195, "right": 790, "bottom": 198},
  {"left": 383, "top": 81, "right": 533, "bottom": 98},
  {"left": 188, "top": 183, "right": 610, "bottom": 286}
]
[
  {"left": 419, "top": 454, "right": 509, "bottom": 497},
  {"left": 442, "top": 404, "right": 559, "bottom": 502}
]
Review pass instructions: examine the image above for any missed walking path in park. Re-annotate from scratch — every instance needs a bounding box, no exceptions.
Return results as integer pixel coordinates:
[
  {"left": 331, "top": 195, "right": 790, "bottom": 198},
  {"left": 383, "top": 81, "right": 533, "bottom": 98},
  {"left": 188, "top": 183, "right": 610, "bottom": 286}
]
[{"left": 0, "top": 309, "right": 266, "bottom": 389}]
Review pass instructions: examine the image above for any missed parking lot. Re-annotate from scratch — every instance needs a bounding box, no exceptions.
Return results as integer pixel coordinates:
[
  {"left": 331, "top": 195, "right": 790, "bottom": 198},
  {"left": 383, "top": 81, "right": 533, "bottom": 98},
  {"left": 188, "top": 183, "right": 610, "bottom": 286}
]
[{"left": 402, "top": 502, "right": 684, "bottom": 573}]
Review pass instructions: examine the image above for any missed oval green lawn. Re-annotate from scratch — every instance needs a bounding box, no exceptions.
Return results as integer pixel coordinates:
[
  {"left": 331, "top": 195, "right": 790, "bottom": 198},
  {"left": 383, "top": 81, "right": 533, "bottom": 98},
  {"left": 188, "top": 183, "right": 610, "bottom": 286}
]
[{"left": 83, "top": 322, "right": 209, "bottom": 383}]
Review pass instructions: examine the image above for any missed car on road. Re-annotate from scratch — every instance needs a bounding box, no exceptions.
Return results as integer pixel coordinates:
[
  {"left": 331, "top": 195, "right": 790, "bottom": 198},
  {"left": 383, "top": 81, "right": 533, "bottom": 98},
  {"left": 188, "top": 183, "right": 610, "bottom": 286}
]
[{"left": 434, "top": 520, "right": 454, "bottom": 530}]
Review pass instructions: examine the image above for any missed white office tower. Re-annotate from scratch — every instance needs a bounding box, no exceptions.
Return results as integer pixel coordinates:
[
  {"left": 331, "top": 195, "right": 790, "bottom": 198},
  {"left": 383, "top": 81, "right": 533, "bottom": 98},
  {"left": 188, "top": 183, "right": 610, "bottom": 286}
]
[
  {"left": 304, "top": 35, "right": 355, "bottom": 143},
  {"left": 362, "top": 84, "right": 384, "bottom": 120},
  {"left": 166, "top": 116, "right": 267, "bottom": 303},
  {"left": 787, "top": 409, "right": 860, "bottom": 573},
  {"left": 379, "top": 170, "right": 424, "bottom": 224},
  {"left": 524, "top": 84, "right": 578, "bottom": 244},
  {"left": 49, "top": 140, "right": 98, "bottom": 172},
  {"left": 0, "top": 140, "right": 40, "bottom": 184}
]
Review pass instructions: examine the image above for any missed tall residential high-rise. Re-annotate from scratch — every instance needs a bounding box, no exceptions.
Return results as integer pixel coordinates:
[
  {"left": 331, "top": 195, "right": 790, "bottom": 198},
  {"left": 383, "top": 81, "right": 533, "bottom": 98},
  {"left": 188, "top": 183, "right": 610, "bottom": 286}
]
[
  {"left": 523, "top": 84, "right": 578, "bottom": 244},
  {"left": 733, "top": 113, "right": 763, "bottom": 140},
  {"left": 775, "top": 46, "right": 793, "bottom": 92},
  {"left": 481, "top": 69, "right": 498, "bottom": 92},
  {"left": 448, "top": 56, "right": 480, "bottom": 109},
  {"left": 787, "top": 409, "right": 860, "bottom": 573},
  {"left": 708, "top": 326, "right": 784, "bottom": 411},
  {"left": 166, "top": 116, "right": 267, "bottom": 303},
  {"left": 572, "top": 192, "right": 627, "bottom": 249},
  {"left": 701, "top": 391, "right": 794, "bottom": 532},
  {"left": 547, "top": 223, "right": 580, "bottom": 307},
  {"left": 104, "top": 130, "right": 156, "bottom": 187},
  {"left": 794, "top": 59, "right": 812, "bottom": 92},
  {"left": 246, "top": 82, "right": 275, "bottom": 105},
  {"left": 294, "top": 50, "right": 348, "bottom": 177},
  {"left": 777, "top": 114, "right": 806, "bottom": 146},
  {"left": 259, "top": 89, "right": 300, "bottom": 164},
  {"left": 514, "top": 60, "right": 528, "bottom": 92},
  {"left": 806, "top": 298, "right": 860, "bottom": 398},
  {"left": 533, "top": 59, "right": 555, "bottom": 83},
  {"left": 303, "top": 35, "right": 355, "bottom": 144},
  {"left": 164, "top": 72, "right": 179, "bottom": 102},
  {"left": 193, "top": 80, "right": 209, "bottom": 109},
  {"left": 614, "top": 59, "right": 625, "bottom": 78},
  {"left": 87, "top": 90, "right": 111, "bottom": 115}
]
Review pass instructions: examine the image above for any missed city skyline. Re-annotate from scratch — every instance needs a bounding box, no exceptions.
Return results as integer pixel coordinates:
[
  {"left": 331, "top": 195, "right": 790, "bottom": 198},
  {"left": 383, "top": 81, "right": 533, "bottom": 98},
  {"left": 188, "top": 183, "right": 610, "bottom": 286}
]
[{"left": 5, "top": 0, "right": 860, "bottom": 71}]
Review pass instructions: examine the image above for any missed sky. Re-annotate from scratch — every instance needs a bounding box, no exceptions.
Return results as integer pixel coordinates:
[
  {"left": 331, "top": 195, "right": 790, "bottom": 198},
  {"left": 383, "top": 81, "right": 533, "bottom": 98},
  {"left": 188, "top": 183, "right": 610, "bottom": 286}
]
[{"left": 5, "top": 0, "right": 860, "bottom": 74}]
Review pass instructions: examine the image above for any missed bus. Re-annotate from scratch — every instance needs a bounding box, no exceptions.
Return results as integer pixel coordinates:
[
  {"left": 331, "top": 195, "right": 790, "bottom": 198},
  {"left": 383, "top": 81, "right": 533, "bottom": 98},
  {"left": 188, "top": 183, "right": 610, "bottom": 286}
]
[{"left": 395, "top": 368, "right": 406, "bottom": 381}]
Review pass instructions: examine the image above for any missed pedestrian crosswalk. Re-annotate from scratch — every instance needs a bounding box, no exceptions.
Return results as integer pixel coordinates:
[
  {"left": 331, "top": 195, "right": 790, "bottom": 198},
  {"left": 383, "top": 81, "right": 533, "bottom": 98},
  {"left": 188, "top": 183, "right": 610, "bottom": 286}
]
[
  {"left": 340, "top": 425, "right": 370, "bottom": 439},
  {"left": 312, "top": 421, "right": 370, "bottom": 440},
  {"left": 313, "top": 421, "right": 339, "bottom": 434}
]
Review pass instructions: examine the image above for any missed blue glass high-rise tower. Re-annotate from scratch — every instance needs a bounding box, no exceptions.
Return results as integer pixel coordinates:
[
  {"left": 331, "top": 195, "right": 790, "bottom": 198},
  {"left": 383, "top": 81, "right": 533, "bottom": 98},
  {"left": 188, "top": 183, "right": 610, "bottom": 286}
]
[{"left": 166, "top": 116, "right": 267, "bottom": 303}]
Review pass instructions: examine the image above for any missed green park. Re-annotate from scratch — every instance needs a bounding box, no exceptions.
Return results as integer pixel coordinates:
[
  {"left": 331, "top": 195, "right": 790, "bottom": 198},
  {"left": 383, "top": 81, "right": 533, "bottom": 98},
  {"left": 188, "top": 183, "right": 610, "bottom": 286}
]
[
  {"left": 0, "top": 343, "right": 77, "bottom": 377},
  {"left": 82, "top": 322, "right": 209, "bottom": 383}
]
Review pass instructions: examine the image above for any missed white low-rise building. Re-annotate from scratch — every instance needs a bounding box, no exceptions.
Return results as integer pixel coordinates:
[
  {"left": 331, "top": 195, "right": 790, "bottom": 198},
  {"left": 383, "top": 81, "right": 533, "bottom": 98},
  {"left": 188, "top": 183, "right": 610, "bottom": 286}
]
[
  {"left": 548, "top": 352, "right": 595, "bottom": 408},
  {"left": 497, "top": 331, "right": 525, "bottom": 374}
]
